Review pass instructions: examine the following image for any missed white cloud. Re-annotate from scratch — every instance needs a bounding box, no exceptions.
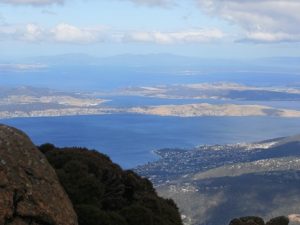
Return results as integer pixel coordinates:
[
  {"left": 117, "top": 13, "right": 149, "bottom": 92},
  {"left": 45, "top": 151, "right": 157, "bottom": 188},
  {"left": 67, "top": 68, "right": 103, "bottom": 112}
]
[
  {"left": 2, "top": 0, "right": 299, "bottom": 44},
  {"left": 0, "top": 23, "right": 225, "bottom": 44},
  {"left": 242, "top": 31, "right": 300, "bottom": 43},
  {"left": 120, "top": 0, "right": 174, "bottom": 7},
  {"left": 0, "top": 23, "right": 107, "bottom": 44},
  {"left": 1, "top": 0, "right": 175, "bottom": 7},
  {"left": 196, "top": 0, "right": 300, "bottom": 43},
  {"left": 124, "top": 29, "right": 224, "bottom": 44},
  {"left": 51, "top": 23, "right": 102, "bottom": 43},
  {"left": 0, "top": 23, "right": 45, "bottom": 42},
  {"left": 22, "top": 24, "right": 44, "bottom": 41},
  {"left": 0, "top": 0, "right": 63, "bottom": 6},
  {"left": 0, "top": 63, "right": 48, "bottom": 71}
]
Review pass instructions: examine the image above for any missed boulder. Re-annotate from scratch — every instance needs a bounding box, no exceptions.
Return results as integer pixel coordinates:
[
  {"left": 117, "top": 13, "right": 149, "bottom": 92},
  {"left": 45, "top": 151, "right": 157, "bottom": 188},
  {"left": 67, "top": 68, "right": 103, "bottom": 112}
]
[{"left": 0, "top": 124, "right": 78, "bottom": 225}]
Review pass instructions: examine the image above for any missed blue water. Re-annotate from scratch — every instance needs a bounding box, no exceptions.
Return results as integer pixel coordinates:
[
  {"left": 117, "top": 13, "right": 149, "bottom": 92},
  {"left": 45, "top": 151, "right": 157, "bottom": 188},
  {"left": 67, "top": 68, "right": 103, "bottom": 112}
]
[
  {"left": 1, "top": 114, "right": 300, "bottom": 168},
  {"left": 2, "top": 65, "right": 300, "bottom": 168}
]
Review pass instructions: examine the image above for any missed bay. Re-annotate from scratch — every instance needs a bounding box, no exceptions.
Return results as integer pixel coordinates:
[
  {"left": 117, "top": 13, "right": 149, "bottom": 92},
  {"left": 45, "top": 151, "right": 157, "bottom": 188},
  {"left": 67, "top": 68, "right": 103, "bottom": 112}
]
[{"left": 1, "top": 114, "right": 300, "bottom": 168}]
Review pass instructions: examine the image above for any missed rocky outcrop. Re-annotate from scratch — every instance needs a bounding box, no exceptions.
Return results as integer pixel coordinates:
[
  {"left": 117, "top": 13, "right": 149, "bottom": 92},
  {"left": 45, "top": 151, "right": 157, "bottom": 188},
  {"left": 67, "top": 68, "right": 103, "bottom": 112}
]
[
  {"left": 229, "top": 216, "right": 289, "bottom": 225},
  {"left": 0, "top": 124, "right": 78, "bottom": 225}
]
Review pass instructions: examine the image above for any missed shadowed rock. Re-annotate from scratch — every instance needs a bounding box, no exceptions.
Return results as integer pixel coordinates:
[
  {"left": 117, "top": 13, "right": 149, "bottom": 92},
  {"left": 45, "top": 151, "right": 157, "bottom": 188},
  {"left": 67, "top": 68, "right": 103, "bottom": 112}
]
[
  {"left": 0, "top": 124, "right": 78, "bottom": 225},
  {"left": 266, "top": 216, "right": 289, "bottom": 225}
]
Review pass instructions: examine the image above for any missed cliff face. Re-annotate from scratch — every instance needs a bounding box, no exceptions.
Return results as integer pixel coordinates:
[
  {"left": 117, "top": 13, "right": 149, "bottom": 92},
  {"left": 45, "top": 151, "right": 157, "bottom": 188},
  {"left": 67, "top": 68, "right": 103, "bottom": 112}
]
[{"left": 0, "top": 125, "right": 78, "bottom": 225}]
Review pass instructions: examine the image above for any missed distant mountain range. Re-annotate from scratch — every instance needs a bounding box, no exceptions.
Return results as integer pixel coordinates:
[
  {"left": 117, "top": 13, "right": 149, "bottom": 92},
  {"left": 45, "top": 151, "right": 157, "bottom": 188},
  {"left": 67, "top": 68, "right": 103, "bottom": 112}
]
[{"left": 3, "top": 54, "right": 300, "bottom": 70}]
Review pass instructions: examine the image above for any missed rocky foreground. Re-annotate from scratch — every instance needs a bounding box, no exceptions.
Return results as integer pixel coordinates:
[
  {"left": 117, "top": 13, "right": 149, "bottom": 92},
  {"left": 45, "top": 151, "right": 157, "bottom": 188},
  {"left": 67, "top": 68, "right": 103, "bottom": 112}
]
[{"left": 0, "top": 125, "right": 78, "bottom": 225}]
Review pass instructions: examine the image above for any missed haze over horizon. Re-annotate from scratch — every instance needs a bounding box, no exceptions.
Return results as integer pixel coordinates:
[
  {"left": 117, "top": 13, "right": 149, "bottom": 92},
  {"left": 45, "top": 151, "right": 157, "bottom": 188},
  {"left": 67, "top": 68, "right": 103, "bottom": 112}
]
[{"left": 1, "top": 0, "right": 300, "bottom": 60}]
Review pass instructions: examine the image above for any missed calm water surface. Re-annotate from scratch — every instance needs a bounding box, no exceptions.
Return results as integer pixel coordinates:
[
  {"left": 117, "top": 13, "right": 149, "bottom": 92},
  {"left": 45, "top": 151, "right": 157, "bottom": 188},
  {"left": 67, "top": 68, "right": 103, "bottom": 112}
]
[{"left": 2, "top": 114, "right": 300, "bottom": 168}]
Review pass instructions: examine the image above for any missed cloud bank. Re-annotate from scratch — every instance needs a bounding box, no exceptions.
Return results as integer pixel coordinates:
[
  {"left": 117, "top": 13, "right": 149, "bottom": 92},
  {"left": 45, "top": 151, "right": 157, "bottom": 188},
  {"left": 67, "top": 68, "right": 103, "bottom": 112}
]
[
  {"left": 124, "top": 29, "right": 224, "bottom": 44},
  {"left": 196, "top": 0, "right": 300, "bottom": 43},
  {"left": 1, "top": 0, "right": 173, "bottom": 6},
  {"left": 0, "top": 23, "right": 224, "bottom": 44},
  {"left": 0, "top": 0, "right": 63, "bottom": 6},
  {"left": 0, "top": 23, "right": 106, "bottom": 43},
  {"left": 120, "top": 0, "right": 174, "bottom": 7},
  {"left": 2, "top": 0, "right": 300, "bottom": 43}
]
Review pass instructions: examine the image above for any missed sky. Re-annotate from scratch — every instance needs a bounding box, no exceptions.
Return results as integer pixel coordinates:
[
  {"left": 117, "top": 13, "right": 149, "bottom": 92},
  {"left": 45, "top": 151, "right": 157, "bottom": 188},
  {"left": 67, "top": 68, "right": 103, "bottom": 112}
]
[{"left": 1, "top": 0, "right": 300, "bottom": 59}]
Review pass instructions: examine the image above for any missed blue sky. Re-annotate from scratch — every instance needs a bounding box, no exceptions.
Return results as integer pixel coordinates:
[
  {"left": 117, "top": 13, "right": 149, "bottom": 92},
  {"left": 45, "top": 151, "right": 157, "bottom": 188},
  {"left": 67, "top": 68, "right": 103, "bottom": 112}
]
[{"left": 1, "top": 0, "right": 300, "bottom": 59}]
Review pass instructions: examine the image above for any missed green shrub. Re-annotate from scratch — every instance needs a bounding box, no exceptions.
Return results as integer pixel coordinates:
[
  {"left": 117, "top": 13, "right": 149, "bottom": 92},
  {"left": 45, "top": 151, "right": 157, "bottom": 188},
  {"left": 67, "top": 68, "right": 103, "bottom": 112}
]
[{"left": 39, "top": 144, "right": 183, "bottom": 225}]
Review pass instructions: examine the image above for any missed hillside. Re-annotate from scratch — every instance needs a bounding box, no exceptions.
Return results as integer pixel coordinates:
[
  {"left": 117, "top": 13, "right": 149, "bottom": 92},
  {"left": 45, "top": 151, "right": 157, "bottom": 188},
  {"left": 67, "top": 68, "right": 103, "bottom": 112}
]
[
  {"left": 38, "top": 144, "right": 183, "bottom": 225},
  {"left": 136, "top": 135, "right": 300, "bottom": 225}
]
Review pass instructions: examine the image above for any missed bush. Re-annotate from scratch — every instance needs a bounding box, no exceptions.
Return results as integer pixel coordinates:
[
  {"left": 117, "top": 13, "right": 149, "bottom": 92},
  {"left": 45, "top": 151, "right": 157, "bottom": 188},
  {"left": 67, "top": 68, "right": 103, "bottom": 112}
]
[{"left": 266, "top": 216, "right": 289, "bottom": 225}]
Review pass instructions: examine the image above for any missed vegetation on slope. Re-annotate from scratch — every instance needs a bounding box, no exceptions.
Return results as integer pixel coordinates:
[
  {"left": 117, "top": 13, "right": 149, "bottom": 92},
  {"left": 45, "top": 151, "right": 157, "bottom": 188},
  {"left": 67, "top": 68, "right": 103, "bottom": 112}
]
[
  {"left": 39, "top": 144, "right": 183, "bottom": 225},
  {"left": 229, "top": 216, "right": 289, "bottom": 225}
]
